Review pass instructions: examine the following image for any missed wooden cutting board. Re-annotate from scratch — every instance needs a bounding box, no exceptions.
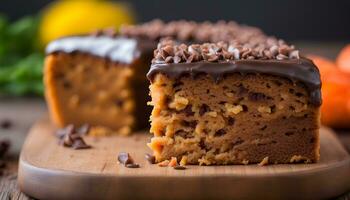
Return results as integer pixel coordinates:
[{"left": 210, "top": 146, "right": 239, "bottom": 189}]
[{"left": 18, "top": 118, "right": 350, "bottom": 200}]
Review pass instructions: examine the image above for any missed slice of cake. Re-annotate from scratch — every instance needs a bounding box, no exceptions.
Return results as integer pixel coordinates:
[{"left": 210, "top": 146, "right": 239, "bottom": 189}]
[
  {"left": 45, "top": 31, "right": 155, "bottom": 135},
  {"left": 147, "top": 38, "right": 321, "bottom": 165},
  {"left": 44, "top": 20, "right": 266, "bottom": 135}
]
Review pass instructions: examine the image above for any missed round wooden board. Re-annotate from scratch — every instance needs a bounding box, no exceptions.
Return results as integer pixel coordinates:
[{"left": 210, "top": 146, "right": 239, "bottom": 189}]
[{"left": 18, "top": 118, "right": 350, "bottom": 200}]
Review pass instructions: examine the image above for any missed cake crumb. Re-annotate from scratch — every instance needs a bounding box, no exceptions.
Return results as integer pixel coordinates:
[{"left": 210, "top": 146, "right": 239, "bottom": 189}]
[
  {"left": 173, "top": 165, "right": 186, "bottom": 170},
  {"left": 89, "top": 126, "right": 114, "bottom": 136},
  {"left": 180, "top": 156, "right": 188, "bottom": 166},
  {"left": 242, "top": 159, "right": 249, "bottom": 165},
  {"left": 145, "top": 153, "right": 156, "bottom": 164},
  {"left": 258, "top": 157, "right": 269, "bottom": 166},
  {"left": 290, "top": 155, "right": 311, "bottom": 163},
  {"left": 168, "top": 157, "right": 178, "bottom": 167},
  {"left": 158, "top": 160, "right": 170, "bottom": 167}
]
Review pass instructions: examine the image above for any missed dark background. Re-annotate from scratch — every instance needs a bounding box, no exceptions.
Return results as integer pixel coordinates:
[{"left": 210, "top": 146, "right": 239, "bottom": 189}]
[{"left": 0, "top": 0, "right": 349, "bottom": 41}]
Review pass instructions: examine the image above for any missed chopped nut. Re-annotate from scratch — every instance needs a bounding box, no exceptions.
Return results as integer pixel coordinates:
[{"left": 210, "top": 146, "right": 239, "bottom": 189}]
[
  {"left": 225, "top": 92, "right": 234, "bottom": 97},
  {"left": 295, "top": 104, "right": 308, "bottom": 113},
  {"left": 258, "top": 157, "right": 269, "bottom": 166},
  {"left": 225, "top": 103, "right": 243, "bottom": 114},
  {"left": 258, "top": 106, "right": 271, "bottom": 113},
  {"left": 206, "top": 111, "right": 217, "bottom": 117},
  {"left": 169, "top": 93, "right": 189, "bottom": 110},
  {"left": 97, "top": 91, "right": 109, "bottom": 101},
  {"left": 119, "top": 126, "right": 131, "bottom": 136},
  {"left": 69, "top": 95, "right": 80, "bottom": 107}
]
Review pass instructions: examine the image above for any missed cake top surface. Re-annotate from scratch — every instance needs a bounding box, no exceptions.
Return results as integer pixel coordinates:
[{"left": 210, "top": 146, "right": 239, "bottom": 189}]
[
  {"left": 151, "top": 38, "right": 299, "bottom": 64},
  {"left": 46, "top": 32, "right": 156, "bottom": 64},
  {"left": 120, "top": 19, "right": 264, "bottom": 43}
]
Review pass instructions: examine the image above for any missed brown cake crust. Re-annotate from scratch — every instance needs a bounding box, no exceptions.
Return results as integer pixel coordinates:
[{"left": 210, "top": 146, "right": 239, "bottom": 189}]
[{"left": 148, "top": 73, "right": 320, "bottom": 165}]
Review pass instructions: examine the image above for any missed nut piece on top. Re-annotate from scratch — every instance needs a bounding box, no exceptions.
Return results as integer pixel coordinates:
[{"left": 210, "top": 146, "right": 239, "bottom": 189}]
[{"left": 147, "top": 36, "right": 321, "bottom": 165}]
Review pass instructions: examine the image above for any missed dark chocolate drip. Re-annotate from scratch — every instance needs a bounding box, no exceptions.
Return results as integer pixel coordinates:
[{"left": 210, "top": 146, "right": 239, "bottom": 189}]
[
  {"left": 147, "top": 58, "right": 322, "bottom": 106},
  {"left": 46, "top": 35, "right": 156, "bottom": 64}
]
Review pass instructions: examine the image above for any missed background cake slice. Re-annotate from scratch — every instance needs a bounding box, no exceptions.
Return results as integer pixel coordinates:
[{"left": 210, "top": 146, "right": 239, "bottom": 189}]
[
  {"left": 147, "top": 39, "right": 321, "bottom": 165},
  {"left": 45, "top": 32, "right": 155, "bottom": 135},
  {"left": 44, "top": 20, "right": 273, "bottom": 135}
]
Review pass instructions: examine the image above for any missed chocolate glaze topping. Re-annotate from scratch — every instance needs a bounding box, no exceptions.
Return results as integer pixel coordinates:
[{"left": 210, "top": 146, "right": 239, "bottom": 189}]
[
  {"left": 46, "top": 35, "right": 156, "bottom": 64},
  {"left": 147, "top": 58, "right": 322, "bottom": 106}
]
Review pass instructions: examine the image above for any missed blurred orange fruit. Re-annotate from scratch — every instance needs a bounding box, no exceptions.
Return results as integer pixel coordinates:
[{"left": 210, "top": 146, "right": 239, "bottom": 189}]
[
  {"left": 39, "top": 0, "right": 135, "bottom": 46},
  {"left": 337, "top": 44, "right": 350, "bottom": 73},
  {"left": 308, "top": 55, "right": 350, "bottom": 128}
]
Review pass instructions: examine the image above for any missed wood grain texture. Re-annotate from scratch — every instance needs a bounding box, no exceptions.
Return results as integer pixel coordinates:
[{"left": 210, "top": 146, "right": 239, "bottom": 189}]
[{"left": 18, "top": 118, "right": 350, "bottom": 200}]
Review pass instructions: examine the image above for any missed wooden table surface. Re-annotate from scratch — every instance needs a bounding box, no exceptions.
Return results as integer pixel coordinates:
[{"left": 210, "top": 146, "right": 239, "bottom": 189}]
[{"left": 0, "top": 42, "right": 350, "bottom": 199}]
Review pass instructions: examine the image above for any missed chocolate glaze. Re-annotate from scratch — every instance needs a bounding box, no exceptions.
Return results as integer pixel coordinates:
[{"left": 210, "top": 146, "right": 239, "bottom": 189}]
[
  {"left": 46, "top": 35, "right": 156, "bottom": 64},
  {"left": 147, "top": 58, "right": 322, "bottom": 106}
]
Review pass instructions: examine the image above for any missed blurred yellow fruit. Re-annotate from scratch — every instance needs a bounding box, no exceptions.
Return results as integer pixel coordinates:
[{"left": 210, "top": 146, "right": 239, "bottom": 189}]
[{"left": 39, "top": 0, "right": 135, "bottom": 46}]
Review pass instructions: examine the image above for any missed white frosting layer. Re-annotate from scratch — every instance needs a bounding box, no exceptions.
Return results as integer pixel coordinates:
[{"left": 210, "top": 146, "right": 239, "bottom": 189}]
[{"left": 46, "top": 36, "right": 140, "bottom": 64}]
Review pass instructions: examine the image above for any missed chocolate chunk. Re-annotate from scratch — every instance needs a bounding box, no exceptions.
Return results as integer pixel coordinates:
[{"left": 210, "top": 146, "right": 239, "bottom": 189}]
[
  {"left": 55, "top": 124, "right": 75, "bottom": 139},
  {"left": 174, "top": 130, "right": 192, "bottom": 138},
  {"left": 237, "top": 85, "right": 248, "bottom": 96},
  {"left": 248, "top": 92, "right": 268, "bottom": 101},
  {"left": 181, "top": 120, "right": 197, "bottom": 129},
  {"left": 295, "top": 92, "right": 304, "bottom": 97},
  {"left": 260, "top": 125, "right": 267, "bottom": 131},
  {"left": 285, "top": 132, "right": 294, "bottom": 136},
  {"left": 118, "top": 152, "right": 134, "bottom": 165},
  {"left": 227, "top": 117, "right": 235, "bottom": 126},
  {"left": 242, "top": 105, "right": 248, "bottom": 112},
  {"left": 182, "top": 105, "right": 194, "bottom": 116},
  {"left": 214, "top": 129, "right": 226, "bottom": 137},
  {"left": 72, "top": 138, "right": 91, "bottom": 149},
  {"left": 145, "top": 153, "right": 156, "bottom": 164},
  {"left": 118, "top": 152, "right": 140, "bottom": 168},
  {"left": 0, "top": 140, "right": 10, "bottom": 157},
  {"left": 77, "top": 124, "right": 90, "bottom": 136},
  {"left": 231, "top": 138, "right": 244, "bottom": 147},
  {"left": 199, "top": 138, "right": 206, "bottom": 150},
  {"left": 57, "top": 124, "right": 92, "bottom": 150},
  {"left": 0, "top": 160, "right": 6, "bottom": 168},
  {"left": 126, "top": 163, "right": 140, "bottom": 168},
  {"left": 199, "top": 104, "right": 210, "bottom": 116},
  {"left": 310, "top": 137, "right": 315, "bottom": 143},
  {"left": 62, "top": 134, "right": 74, "bottom": 147},
  {"left": 0, "top": 119, "right": 12, "bottom": 130},
  {"left": 173, "top": 165, "right": 186, "bottom": 170},
  {"left": 115, "top": 100, "right": 124, "bottom": 107},
  {"left": 172, "top": 81, "right": 183, "bottom": 88},
  {"left": 62, "top": 81, "right": 72, "bottom": 89}
]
